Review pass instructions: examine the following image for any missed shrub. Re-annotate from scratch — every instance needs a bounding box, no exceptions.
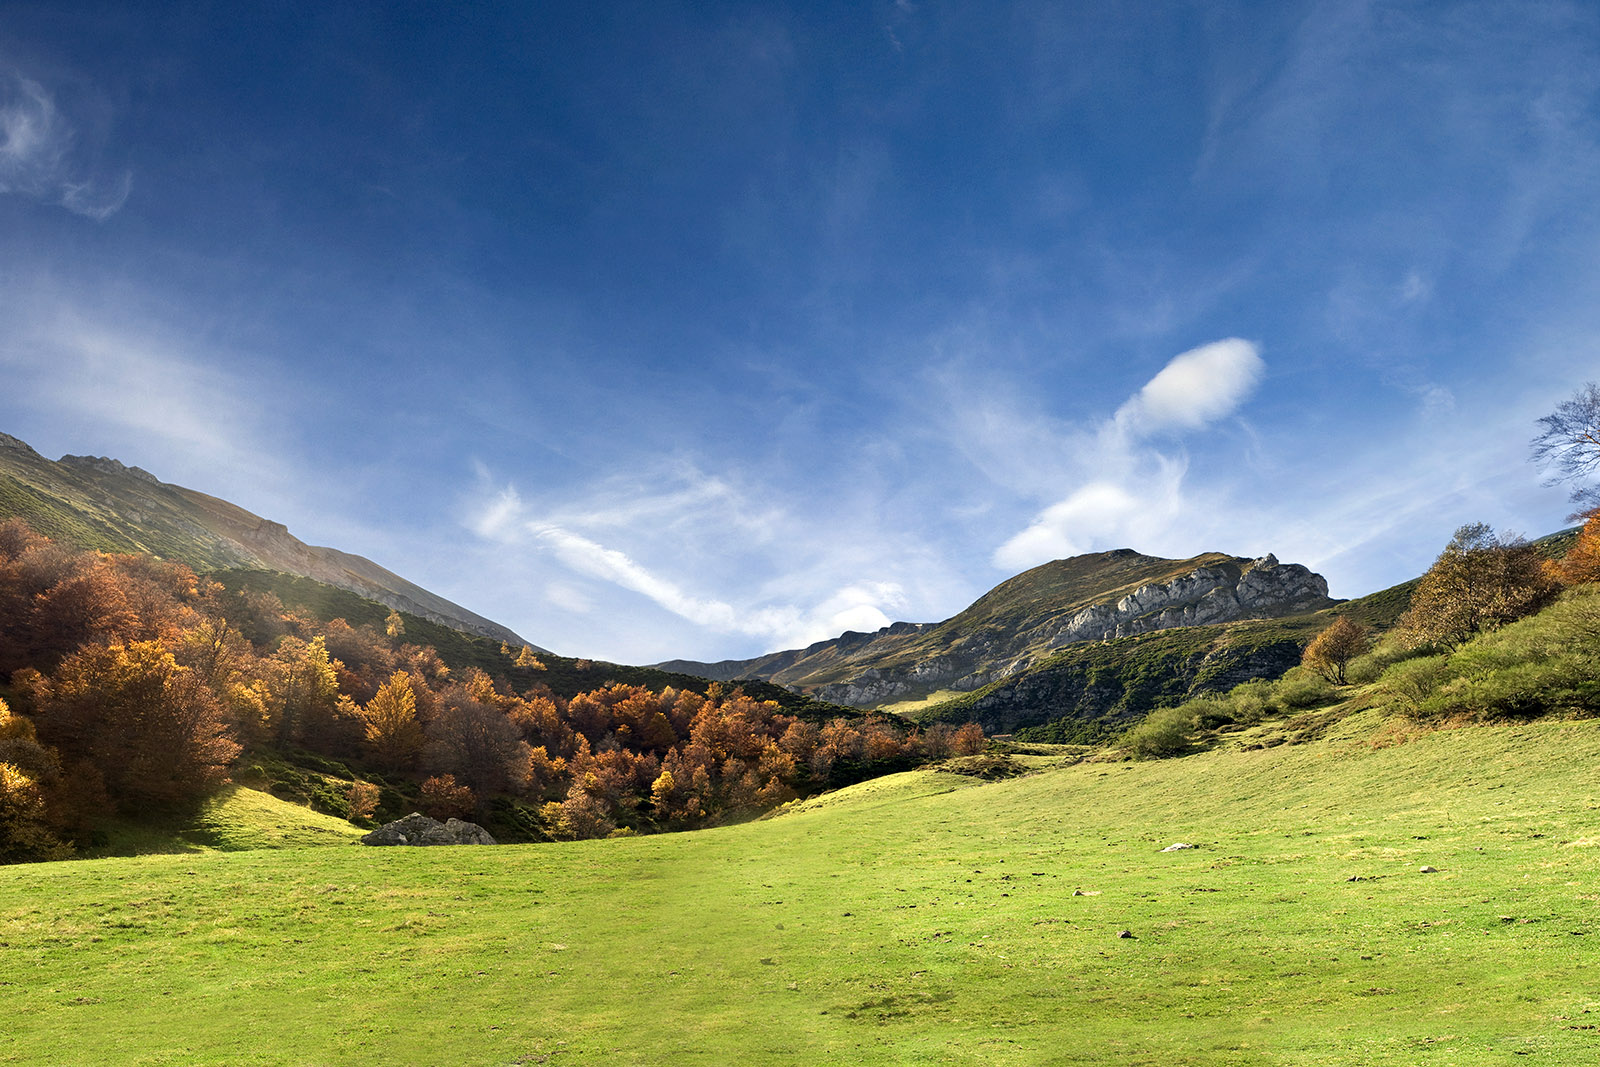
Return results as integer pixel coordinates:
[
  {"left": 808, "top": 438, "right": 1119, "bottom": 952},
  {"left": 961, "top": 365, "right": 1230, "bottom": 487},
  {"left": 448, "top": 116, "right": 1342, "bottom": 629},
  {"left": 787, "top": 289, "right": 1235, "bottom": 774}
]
[
  {"left": 1121, "top": 704, "right": 1197, "bottom": 760},
  {"left": 419, "top": 774, "right": 475, "bottom": 820},
  {"left": 1224, "top": 679, "right": 1275, "bottom": 724},
  {"left": 1274, "top": 667, "right": 1336, "bottom": 710},
  {"left": 1380, "top": 654, "right": 1454, "bottom": 718},
  {"left": 346, "top": 780, "right": 380, "bottom": 822},
  {"left": 1344, "top": 640, "right": 1426, "bottom": 686}
]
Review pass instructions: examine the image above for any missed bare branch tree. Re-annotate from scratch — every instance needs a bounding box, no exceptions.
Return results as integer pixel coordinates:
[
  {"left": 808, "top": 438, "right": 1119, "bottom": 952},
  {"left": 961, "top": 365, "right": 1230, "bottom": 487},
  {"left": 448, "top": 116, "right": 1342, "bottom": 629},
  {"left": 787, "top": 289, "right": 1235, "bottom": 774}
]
[{"left": 1531, "top": 381, "right": 1600, "bottom": 518}]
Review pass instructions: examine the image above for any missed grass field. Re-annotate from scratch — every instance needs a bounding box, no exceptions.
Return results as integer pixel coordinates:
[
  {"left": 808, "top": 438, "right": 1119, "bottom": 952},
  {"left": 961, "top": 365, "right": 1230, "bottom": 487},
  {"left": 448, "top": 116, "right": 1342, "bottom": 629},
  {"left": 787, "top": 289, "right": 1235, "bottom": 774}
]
[{"left": 6, "top": 709, "right": 1600, "bottom": 1064}]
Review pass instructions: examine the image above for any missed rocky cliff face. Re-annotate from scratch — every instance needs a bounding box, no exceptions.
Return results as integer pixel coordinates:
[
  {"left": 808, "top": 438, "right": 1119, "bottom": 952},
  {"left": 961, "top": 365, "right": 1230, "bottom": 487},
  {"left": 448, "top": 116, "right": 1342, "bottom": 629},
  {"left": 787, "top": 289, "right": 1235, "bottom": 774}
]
[
  {"left": 812, "top": 554, "right": 1328, "bottom": 706},
  {"left": 955, "top": 636, "right": 1307, "bottom": 736},
  {"left": 1040, "top": 554, "right": 1328, "bottom": 648}
]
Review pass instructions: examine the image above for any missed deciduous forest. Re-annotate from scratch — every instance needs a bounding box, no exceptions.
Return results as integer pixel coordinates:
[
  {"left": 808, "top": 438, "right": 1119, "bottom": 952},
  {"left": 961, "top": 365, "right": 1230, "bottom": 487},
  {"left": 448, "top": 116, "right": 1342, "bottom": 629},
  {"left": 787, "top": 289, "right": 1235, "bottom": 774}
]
[{"left": 0, "top": 520, "right": 981, "bottom": 862}]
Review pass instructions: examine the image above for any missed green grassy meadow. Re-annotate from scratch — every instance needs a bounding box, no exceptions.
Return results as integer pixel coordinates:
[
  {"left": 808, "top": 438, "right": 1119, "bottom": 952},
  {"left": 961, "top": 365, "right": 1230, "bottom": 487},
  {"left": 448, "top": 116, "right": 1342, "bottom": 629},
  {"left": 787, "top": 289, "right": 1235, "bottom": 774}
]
[{"left": 6, "top": 711, "right": 1600, "bottom": 1065}]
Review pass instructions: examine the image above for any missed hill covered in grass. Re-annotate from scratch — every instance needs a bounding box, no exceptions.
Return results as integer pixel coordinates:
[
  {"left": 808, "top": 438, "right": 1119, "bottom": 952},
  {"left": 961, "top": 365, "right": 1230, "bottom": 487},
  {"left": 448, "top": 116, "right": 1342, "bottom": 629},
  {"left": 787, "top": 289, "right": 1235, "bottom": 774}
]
[{"left": 6, "top": 697, "right": 1599, "bottom": 1064}]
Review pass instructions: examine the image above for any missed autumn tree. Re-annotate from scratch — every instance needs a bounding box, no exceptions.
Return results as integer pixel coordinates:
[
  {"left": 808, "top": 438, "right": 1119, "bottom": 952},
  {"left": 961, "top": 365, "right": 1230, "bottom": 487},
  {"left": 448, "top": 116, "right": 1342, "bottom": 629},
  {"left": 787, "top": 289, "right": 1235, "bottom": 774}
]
[
  {"left": 425, "top": 685, "right": 529, "bottom": 799},
  {"left": 1546, "top": 508, "right": 1600, "bottom": 586},
  {"left": 950, "top": 722, "right": 987, "bottom": 755},
  {"left": 346, "top": 780, "right": 380, "bottom": 821},
  {"left": 27, "top": 641, "right": 240, "bottom": 810},
  {"left": 0, "top": 696, "right": 72, "bottom": 862},
  {"left": 419, "top": 774, "right": 474, "bottom": 820},
  {"left": 553, "top": 779, "right": 616, "bottom": 839},
  {"left": 1532, "top": 381, "right": 1600, "bottom": 516},
  {"left": 1397, "top": 524, "right": 1560, "bottom": 648},
  {"left": 263, "top": 635, "right": 340, "bottom": 746},
  {"left": 1301, "top": 616, "right": 1370, "bottom": 685},
  {"left": 358, "top": 670, "right": 424, "bottom": 770}
]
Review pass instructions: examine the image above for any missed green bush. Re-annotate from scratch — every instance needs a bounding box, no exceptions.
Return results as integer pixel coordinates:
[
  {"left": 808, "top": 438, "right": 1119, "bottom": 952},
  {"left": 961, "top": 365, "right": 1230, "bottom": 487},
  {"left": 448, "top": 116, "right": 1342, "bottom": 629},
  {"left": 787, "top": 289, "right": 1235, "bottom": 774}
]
[
  {"left": 1223, "top": 679, "right": 1275, "bottom": 724},
  {"left": 1345, "top": 640, "right": 1429, "bottom": 686},
  {"left": 1121, "top": 704, "right": 1198, "bottom": 760},
  {"left": 1274, "top": 667, "right": 1336, "bottom": 710},
  {"left": 1187, "top": 695, "right": 1236, "bottom": 729},
  {"left": 1379, "top": 654, "right": 1454, "bottom": 717}
]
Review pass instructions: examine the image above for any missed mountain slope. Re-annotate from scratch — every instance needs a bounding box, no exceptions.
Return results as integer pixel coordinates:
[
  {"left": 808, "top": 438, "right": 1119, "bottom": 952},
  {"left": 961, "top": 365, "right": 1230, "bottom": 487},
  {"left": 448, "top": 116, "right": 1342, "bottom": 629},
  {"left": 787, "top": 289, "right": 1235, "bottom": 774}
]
[
  {"left": 911, "top": 573, "right": 1421, "bottom": 737},
  {"left": 0, "top": 431, "right": 533, "bottom": 648},
  {"left": 663, "top": 548, "right": 1334, "bottom": 706}
]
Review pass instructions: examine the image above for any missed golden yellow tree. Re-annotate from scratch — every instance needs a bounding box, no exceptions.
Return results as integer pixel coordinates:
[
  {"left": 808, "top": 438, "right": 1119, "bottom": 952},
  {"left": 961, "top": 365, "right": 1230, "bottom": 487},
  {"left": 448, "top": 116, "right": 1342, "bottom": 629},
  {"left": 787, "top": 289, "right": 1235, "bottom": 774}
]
[
  {"left": 358, "top": 670, "right": 423, "bottom": 770},
  {"left": 1302, "top": 617, "right": 1370, "bottom": 685}
]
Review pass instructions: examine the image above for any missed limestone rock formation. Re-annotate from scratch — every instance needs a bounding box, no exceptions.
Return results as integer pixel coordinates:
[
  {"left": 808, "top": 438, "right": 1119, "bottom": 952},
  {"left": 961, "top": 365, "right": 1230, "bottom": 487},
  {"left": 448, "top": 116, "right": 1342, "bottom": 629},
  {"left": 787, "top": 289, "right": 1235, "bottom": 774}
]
[{"left": 360, "top": 812, "right": 497, "bottom": 846}]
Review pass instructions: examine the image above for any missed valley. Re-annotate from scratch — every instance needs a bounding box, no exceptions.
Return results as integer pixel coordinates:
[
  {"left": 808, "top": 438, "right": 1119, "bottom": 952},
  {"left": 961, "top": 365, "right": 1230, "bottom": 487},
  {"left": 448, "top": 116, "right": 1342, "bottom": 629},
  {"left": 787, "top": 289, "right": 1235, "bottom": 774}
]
[{"left": 6, "top": 705, "right": 1598, "bottom": 1064}]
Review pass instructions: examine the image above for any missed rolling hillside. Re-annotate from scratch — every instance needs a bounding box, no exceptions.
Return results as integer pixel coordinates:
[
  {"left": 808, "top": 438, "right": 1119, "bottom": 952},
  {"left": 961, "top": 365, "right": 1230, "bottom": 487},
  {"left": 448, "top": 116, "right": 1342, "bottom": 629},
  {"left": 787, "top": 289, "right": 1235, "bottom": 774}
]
[
  {"left": 0, "top": 430, "right": 533, "bottom": 648},
  {"left": 7, "top": 704, "right": 1598, "bottom": 1064}
]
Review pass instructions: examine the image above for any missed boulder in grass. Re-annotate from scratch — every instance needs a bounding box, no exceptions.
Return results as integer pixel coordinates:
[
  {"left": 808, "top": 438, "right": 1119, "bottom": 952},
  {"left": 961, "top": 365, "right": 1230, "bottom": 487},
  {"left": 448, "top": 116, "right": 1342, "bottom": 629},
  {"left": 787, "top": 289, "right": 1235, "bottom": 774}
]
[{"left": 361, "top": 812, "right": 497, "bottom": 846}]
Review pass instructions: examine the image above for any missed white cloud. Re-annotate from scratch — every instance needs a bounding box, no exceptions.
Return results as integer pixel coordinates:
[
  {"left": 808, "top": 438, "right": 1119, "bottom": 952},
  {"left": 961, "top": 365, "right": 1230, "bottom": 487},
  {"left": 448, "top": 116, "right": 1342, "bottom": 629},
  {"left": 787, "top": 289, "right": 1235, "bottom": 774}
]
[
  {"left": 0, "top": 71, "right": 130, "bottom": 220},
  {"left": 532, "top": 524, "right": 751, "bottom": 632},
  {"left": 989, "top": 340, "right": 1262, "bottom": 571},
  {"left": 1113, "top": 338, "right": 1264, "bottom": 435}
]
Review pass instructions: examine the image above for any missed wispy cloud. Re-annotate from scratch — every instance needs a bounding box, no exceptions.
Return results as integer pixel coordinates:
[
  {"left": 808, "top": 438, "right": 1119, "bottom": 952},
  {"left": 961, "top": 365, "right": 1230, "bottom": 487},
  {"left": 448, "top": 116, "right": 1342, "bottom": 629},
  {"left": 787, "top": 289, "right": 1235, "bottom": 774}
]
[
  {"left": 0, "top": 70, "right": 131, "bottom": 220},
  {"left": 466, "top": 460, "right": 919, "bottom": 658},
  {"left": 0, "top": 284, "right": 298, "bottom": 511}
]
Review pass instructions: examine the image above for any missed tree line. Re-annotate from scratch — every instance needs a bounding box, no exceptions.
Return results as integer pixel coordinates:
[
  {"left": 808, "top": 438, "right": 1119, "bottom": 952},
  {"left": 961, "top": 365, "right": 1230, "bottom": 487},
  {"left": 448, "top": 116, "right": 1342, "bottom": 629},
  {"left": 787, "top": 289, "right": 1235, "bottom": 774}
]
[{"left": 0, "top": 521, "right": 982, "bottom": 862}]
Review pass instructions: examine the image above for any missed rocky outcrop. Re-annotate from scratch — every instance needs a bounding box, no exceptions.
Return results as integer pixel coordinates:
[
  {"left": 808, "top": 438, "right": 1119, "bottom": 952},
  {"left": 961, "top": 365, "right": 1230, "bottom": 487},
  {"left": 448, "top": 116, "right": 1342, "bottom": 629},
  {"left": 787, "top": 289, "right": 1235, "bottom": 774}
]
[
  {"left": 1041, "top": 555, "right": 1328, "bottom": 649},
  {"left": 360, "top": 812, "right": 497, "bottom": 846},
  {"left": 59, "top": 454, "right": 162, "bottom": 485}
]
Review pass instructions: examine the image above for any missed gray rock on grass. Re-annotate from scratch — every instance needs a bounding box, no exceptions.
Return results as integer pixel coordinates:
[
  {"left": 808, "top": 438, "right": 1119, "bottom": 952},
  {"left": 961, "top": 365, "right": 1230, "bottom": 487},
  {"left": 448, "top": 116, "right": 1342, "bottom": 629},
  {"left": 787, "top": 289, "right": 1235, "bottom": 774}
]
[{"left": 361, "top": 812, "right": 497, "bottom": 846}]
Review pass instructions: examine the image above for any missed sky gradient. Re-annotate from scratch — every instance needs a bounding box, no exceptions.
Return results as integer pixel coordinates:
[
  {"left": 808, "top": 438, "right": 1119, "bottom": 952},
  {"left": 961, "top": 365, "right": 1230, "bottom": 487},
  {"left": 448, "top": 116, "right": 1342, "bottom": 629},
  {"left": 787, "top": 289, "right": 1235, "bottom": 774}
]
[{"left": 3, "top": 2, "right": 1598, "bottom": 662}]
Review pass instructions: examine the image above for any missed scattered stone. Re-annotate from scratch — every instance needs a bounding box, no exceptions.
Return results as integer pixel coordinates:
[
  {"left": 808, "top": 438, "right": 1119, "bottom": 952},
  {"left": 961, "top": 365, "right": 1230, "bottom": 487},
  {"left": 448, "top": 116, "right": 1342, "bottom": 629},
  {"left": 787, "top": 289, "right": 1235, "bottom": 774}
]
[
  {"left": 360, "top": 812, "right": 497, "bottom": 846},
  {"left": 1117, "top": 930, "right": 1135, "bottom": 939},
  {"left": 1160, "top": 842, "right": 1197, "bottom": 852},
  {"left": 1419, "top": 865, "right": 1438, "bottom": 874},
  {"left": 1346, "top": 875, "right": 1361, "bottom": 882},
  {"left": 1072, "top": 889, "right": 1085, "bottom": 896}
]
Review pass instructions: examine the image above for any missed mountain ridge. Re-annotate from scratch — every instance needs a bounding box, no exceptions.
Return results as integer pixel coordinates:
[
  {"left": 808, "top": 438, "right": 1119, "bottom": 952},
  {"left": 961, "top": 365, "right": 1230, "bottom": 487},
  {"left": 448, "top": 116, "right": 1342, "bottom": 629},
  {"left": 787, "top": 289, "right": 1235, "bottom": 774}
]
[
  {"left": 659, "top": 548, "right": 1335, "bottom": 706},
  {"left": 0, "top": 431, "right": 536, "bottom": 649}
]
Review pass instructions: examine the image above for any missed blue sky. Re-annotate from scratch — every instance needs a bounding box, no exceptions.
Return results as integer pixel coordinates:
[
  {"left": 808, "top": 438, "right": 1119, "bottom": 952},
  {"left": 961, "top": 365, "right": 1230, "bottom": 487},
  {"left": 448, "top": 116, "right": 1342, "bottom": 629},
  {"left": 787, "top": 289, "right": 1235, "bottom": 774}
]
[{"left": 3, "top": 1, "right": 1598, "bottom": 663}]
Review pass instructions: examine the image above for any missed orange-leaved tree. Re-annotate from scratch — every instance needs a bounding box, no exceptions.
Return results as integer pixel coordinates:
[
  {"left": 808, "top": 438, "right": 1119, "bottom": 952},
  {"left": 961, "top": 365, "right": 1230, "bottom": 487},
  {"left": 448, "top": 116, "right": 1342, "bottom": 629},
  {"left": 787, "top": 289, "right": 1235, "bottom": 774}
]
[
  {"left": 358, "top": 670, "right": 424, "bottom": 771},
  {"left": 1546, "top": 509, "right": 1600, "bottom": 586},
  {"left": 27, "top": 640, "right": 240, "bottom": 810},
  {"left": 1302, "top": 616, "right": 1370, "bottom": 685}
]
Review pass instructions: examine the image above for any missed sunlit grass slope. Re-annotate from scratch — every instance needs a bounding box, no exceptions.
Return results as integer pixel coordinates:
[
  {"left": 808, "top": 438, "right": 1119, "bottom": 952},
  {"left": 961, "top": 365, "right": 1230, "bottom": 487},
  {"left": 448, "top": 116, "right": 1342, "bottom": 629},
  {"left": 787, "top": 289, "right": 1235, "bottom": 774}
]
[
  {"left": 6, "top": 715, "right": 1600, "bottom": 1065},
  {"left": 85, "top": 786, "right": 367, "bottom": 858}
]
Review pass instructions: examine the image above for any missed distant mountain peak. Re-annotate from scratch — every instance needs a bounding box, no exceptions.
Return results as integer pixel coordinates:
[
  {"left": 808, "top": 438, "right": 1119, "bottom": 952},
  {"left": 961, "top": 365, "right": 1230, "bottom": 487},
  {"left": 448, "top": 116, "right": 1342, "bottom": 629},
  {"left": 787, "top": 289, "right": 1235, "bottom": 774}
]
[
  {"left": 59, "top": 453, "right": 163, "bottom": 485},
  {"left": 660, "top": 548, "right": 1335, "bottom": 708}
]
